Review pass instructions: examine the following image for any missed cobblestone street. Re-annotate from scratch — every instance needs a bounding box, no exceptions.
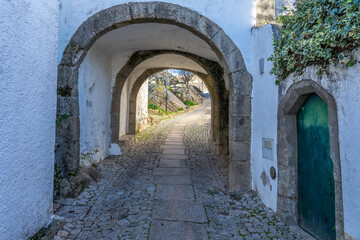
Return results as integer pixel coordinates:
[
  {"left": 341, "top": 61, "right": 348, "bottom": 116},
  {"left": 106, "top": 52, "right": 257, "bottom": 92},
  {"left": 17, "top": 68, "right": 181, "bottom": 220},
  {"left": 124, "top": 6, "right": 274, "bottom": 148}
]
[{"left": 54, "top": 101, "right": 304, "bottom": 240}]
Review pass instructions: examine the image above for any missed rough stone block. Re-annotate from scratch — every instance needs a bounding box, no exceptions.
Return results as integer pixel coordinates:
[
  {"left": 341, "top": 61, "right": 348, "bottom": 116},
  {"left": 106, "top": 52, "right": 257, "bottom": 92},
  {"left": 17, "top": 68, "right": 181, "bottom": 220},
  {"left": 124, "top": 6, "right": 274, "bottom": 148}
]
[
  {"left": 56, "top": 116, "right": 80, "bottom": 143},
  {"left": 229, "top": 161, "right": 251, "bottom": 192},
  {"left": 229, "top": 141, "right": 251, "bottom": 161},
  {"left": 55, "top": 141, "right": 80, "bottom": 172},
  {"left": 229, "top": 94, "right": 252, "bottom": 117},
  {"left": 211, "top": 29, "right": 237, "bottom": 56},
  {"left": 110, "top": 113, "right": 119, "bottom": 127},
  {"left": 57, "top": 96, "right": 79, "bottom": 116},
  {"left": 229, "top": 116, "right": 251, "bottom": 142},
  {"left": 89, "top": 4, "right": 131, "bottom": 34},
  {"left": 229, "top": 70, "right": 253, "bottom": 96},
  {"left": 60, "top": 41, "right": 84, "bottom": 66},
  {"left": 110, "top": 99, "right": 120, "bottom": 113},
  {"left": 155, "top": 2, "right": 179, "bottom": 20},
  {"left": 225, "top": 48, "right": 247, "bottom": 74},
  {"left": 129, "top": 2, "right": 157, "bottom": 19},
  {"left": 70, "top": 21, "right": 97, "bottom": 50},
  {"left": 57, "top": 66, "right": 79, "bottom": 97},
  {"left": 277, "top": 196, "right": 297, "bottom": 224}
]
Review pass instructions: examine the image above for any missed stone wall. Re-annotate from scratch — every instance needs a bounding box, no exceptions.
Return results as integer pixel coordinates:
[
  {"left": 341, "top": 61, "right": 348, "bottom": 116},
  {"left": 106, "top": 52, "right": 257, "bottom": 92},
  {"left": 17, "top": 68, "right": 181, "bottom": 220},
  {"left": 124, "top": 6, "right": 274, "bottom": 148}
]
[{"left": 0, "top": 0, "right": 59, "bottom": 238}]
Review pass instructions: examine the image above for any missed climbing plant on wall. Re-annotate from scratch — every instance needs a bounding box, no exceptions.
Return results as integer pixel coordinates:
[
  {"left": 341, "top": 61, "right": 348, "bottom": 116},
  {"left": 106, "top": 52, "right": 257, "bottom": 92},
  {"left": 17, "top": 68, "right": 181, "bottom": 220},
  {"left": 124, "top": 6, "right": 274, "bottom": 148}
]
[{"left": 269, "top": 0, "right": 360, "bottom": 84}]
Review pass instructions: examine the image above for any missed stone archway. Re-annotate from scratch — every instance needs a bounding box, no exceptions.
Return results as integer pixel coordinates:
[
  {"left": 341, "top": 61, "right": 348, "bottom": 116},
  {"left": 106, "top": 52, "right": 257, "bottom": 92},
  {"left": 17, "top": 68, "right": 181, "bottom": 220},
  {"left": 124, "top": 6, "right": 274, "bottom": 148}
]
[
  {"left": 277, "top": 80, "right": 344, "bottom": 239},
  {"left": 56, "top": 2, "right": 252, "bottom": 196},
  {"left": 110, "top": 50, "right": 226, "bottom": 154},
  {"left": 128, "top": 68, "right": 215, "bottom": 136}
]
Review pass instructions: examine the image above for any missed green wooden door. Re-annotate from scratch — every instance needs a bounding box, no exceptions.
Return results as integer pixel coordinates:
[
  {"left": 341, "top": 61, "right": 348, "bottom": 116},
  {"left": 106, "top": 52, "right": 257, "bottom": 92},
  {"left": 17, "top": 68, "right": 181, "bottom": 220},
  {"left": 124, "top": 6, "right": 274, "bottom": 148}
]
[{"left": 297, "top": 94, "right": 336, "bottom": 240}]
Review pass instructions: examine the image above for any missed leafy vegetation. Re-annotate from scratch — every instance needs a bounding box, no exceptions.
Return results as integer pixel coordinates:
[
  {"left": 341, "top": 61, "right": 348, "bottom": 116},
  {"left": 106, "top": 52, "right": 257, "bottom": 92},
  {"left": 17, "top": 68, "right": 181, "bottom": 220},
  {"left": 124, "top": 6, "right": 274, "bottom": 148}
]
[
  {"left": 184, "top": 100, "right": 197, "bottom": 106},
  {"left": 269, "top": 0, "right": 360, "bottom": 83},
  {"left": 148, "top": 104, "right": 159, "bottom": 110},
  {"left": 177, "top": 107, "right": 184, "bottom": 111}
]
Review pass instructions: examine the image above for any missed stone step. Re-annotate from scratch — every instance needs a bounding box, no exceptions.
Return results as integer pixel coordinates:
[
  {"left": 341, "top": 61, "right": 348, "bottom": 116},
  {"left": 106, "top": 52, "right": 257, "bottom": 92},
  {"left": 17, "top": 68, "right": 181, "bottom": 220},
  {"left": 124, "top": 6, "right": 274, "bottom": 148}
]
[
  {"left": 160, "top": 154, "right": 188, "bottom": 160},
  {"left": 167, "top": 133, "right": 183, "bottom": 137},
  {"left": 154, "top": 175, "right": 192, "bottom": 185},
  {"left": 155, "top": 184, "right": 194, "bottom": 200},
  {"left": 162, "top": 149, "right": 185, "bottom": 155},
  {"left": 164, "top": 141, "right": 183, "bottom": 145},
  {"left": 153, "top": 167, "right": 191, "bottom": 176},
  {"left": 152, "top": 199, "right": 208, "bottom": 223},
  {"left": 159, "top": 159, "right": 186, "bottom": 168},
  {"left": 160, "top": 145, "right": 185, "bottom": 150},
  {"left": 165, "top": 137, "right": 183, "bottom": 142},
  {"left": 149, "top": 220, "right": 208, "bottom": 240}
]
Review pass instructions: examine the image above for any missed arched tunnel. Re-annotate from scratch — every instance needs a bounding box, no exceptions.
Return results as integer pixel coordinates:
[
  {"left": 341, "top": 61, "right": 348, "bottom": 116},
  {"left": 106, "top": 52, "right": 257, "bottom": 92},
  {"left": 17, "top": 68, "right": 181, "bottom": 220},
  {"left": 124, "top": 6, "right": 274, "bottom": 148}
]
[{"left": 56, "top": 2, "right": 252, "bottom": 199}]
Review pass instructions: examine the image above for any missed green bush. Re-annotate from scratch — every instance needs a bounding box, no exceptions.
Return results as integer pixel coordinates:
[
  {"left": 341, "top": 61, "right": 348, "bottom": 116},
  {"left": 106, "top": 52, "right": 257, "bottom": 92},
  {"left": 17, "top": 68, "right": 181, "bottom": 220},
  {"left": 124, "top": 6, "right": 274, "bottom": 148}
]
[
  {"left": 269, "top": 0, "right": 360, "bottom": 84},
  {"left": 184, "top": 100, "right": 197, "bottom": 106},
  {"left": 157, "top": 108, "right": 173, "bottom": 115},
  {"left": 148, "top": 104, "right": 159, "bottom": 110},
  {"left": 177, "top": 107, "right": 184, "bottom": 111}
]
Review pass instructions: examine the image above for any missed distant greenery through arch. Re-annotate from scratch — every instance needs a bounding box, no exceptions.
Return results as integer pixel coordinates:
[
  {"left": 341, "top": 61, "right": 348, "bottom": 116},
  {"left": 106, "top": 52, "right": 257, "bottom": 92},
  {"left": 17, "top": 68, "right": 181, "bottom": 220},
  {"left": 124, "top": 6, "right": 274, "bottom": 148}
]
[{"left": 269, "top": 0, "right": 360, "bottom": 84}]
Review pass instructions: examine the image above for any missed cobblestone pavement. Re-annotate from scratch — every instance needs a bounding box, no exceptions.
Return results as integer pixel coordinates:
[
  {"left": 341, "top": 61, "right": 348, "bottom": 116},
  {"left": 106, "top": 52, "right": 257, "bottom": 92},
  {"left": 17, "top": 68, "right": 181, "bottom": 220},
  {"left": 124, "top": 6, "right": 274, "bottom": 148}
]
[{"left": 53, "top": 101, "right": 305, "bottom": 240}]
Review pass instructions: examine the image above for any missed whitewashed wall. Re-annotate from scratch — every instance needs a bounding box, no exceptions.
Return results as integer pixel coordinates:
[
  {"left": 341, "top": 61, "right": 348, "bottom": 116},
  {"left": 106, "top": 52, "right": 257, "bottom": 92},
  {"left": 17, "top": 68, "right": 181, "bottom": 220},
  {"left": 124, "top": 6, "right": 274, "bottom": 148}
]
[
  {"left": 250, "top": 25, "right": 279, "bottom": 210},
  {"left": 281, "top": 49, "right": 360, "bottom": 239},
  {"left": 0, "top": 1, "right": 59, "bottom": 239},
  {"left": 78, "top": 44, "right": 112, "bottom": 166},
  {"left": 136, "top": 81, "right": 149, "bottom": 128},
  {"left": 58, "top": 0, "right": 255, "bottom": 70}
]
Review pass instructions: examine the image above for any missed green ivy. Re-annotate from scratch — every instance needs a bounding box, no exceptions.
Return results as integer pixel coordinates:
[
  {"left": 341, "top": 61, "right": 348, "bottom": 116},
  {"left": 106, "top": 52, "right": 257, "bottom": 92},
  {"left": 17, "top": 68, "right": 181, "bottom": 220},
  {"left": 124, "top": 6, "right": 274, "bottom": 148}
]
[{"left": 269, "top": 0, "right": 360, "bottom": 83}]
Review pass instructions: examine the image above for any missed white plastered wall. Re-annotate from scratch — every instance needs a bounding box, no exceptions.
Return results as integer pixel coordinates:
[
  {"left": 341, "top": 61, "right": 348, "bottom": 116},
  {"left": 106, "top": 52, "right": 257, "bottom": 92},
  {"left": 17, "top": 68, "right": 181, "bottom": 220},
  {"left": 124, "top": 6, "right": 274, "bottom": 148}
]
[
  {"left": 136, "top": 81, "right": 149, "bottom": 127},
  {"left": 281, "top": 49, "right": 360, "bottom": 239},
  {"left": 0, "top": 0, "right": 59, "bottom": 238},
  {"left": 78, "top": 44, "right": 112, "bottom": 166},
  {"left": 250, "top": 25, "right": 278, "bottom": 210}
]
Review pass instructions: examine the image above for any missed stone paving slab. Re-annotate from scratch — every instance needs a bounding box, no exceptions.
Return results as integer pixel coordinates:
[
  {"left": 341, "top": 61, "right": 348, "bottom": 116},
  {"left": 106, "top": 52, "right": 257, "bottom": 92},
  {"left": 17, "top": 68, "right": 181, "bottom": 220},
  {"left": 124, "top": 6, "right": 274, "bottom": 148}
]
[
  {"left": 165, "top": 138, "right": 184, "bottom": 142},
  {"left": 160, "top": 154, "right": 188, "bottom": 160},
  {"left": 160, "top": 145, "right": 185, "bottom": 150},
  {"left": 152, "top": 199, "right": 208, "bottom": 223},
  {"left": 155, "top": 175, "right": 192, "bottom": 185},
  {"left": 149, "top": 220, "right": 208, "bottom": 240},
  {"left": 153, "top": 167, "right": 191, "bottom": 176},
  {"left": 162, "top": 149, "right": 186, "bottom": 155},
  {"left": 166, "top": 133, "right": 184, "bottom": 136},
  {"left": 155, "top": 184, "right": 194, "bottom": 200},
  {"left": 159, "top": 159, "right": 186, "bottom": 168},
  {"left": 164, "top": 141, "right": 184, "bottom": 145}
]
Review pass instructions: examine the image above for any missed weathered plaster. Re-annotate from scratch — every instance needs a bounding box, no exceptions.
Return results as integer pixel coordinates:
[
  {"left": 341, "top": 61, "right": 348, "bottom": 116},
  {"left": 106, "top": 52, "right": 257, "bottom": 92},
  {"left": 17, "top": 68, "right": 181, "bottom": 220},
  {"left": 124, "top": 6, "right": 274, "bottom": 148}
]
[
  {"left": 0, "top": 0, "right": 59, "bottom": 238},
  {"left": 78, "top": 44, "right": 111, "bottom": 166},
  {"left": 250, "top": 25, "right": 279, "bottom": 210}
]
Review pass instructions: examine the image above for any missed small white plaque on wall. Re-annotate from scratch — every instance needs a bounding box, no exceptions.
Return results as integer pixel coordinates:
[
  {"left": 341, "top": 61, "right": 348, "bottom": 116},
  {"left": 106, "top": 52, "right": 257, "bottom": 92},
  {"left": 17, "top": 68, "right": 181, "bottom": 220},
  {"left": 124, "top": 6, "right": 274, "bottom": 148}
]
[{"left": 262, "top": 138, "right": 274, "bottom": 160}]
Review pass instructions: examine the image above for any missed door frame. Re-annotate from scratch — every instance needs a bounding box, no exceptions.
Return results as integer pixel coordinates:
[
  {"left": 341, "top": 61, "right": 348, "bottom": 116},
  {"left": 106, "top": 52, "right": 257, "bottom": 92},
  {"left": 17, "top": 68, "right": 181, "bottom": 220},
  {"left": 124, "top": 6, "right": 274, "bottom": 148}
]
[{"left": 277, "top": 79, "right": 344, "bottom": 239}]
